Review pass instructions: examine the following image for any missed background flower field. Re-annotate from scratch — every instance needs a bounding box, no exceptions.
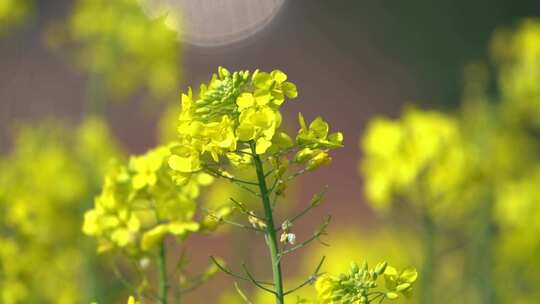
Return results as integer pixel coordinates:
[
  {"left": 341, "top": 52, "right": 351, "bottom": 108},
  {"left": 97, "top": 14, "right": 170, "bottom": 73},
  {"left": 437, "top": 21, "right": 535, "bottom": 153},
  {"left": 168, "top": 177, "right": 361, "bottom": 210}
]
[{"left": 1, "top": 1, "right": 540, "bottom": 303}]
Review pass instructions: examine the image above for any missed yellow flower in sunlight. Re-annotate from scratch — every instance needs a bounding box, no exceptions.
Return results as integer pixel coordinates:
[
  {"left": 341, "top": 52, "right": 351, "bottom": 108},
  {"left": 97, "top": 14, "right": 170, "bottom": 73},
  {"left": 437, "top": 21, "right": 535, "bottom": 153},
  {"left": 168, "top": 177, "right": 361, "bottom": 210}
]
[
  {"left": 170, "top": 67, "right": 325, "bottom": 180},
  {"left": 169, "top": 67, "right": 342, "bottom": 188},
  {"left": 130, "top": 147, "right": 169, "bottom": 189}
]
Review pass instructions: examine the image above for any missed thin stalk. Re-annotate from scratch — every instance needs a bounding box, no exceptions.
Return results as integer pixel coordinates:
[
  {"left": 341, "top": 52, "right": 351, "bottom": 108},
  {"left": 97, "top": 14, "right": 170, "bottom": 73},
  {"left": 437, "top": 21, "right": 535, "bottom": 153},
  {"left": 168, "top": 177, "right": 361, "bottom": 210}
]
[
  {"left": 420, "top": 210, "right": 435, "bottom": 304},
  {"left": 475, "top": 198, "right": 497, "bottom": 304},
  {"left": 84, "top": 72, "right": 107, "bottom": 115},
  {"left": 249, "top": 141, "right": 285, "bottom": 304},
  {"left": 158, "top": 240, "right": 169, "bottom": 304}
]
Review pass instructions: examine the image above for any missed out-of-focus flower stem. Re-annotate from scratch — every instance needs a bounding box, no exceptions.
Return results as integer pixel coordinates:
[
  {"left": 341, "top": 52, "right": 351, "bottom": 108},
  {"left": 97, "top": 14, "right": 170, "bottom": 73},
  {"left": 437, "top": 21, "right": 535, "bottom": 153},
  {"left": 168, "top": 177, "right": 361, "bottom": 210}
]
[
  {"left": 84, "top": 72, "right": 107, "bottom": 115},
  {"left": 158, "top": 240, "right": 169, "bottom": 304},
  {"left": 474, "top": 197, "right": 497, "bottom": 304},
  {"left": 420, "top": 209, "right": 435, "bottom": 304}
]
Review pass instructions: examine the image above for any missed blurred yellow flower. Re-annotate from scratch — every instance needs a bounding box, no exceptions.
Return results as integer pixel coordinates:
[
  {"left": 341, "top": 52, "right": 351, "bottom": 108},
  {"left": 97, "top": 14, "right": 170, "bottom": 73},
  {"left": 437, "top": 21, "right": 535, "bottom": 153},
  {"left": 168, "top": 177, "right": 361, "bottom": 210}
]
[
  {"left": 83, "top": 144, "right": 213, "bottom": 254},
  {"left": 0, "top": 117, "right": 121, "bottom": 303},
  {"left": 360, "top": 107, "right": 470, "bottom": 220},
  {"left": 492, "top": 18, "right": 540, "bottom": 128},
  {"left": 0, "top": 0, "right": 33, "bottom": 36},
  {"left": 63, "top": 0, "right": 181, "bottom": 99}
]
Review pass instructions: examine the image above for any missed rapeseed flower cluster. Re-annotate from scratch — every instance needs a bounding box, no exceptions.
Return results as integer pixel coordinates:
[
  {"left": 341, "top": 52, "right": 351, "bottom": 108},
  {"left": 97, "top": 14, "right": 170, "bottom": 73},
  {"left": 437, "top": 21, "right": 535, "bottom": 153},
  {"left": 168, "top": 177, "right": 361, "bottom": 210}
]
[
  {"left": 361, "top": 108, "right": 469, "bottom": 217},
  {"left": 493, "top": 19, "right": 540, "bottom": 128},
  {"left": 65, "top": 0, "right": 180, "bottom": 98},
  {"left": 163, "top": 67, "right": 346, "bottom": 303},
  {"left": 169, "top": 67, "right": 343, "bottom": 181},
  {"left": 83, "top": 144, "right": 214, "bottom": 254},
  {"left": 316, "top": 262, "right": 417, "bottom": 304},
  {"left": 492, "top": 24, "right": 540, "bottom": 295},
  {"left": 0, "top": 118, "right": 120, "bottom": 304},
  {"left": 360, "top": 18, "right": 540, "bottom": 304},
  {"left": 0, "top": 0, "right": 32, "bottom": 36}
]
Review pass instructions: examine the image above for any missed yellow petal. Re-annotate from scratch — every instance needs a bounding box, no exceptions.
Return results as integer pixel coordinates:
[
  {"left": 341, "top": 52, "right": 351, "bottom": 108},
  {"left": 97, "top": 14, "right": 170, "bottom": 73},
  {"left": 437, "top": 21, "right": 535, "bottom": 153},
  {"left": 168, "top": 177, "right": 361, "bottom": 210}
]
[
  {"left": 236, "top": 93, "right": 255, "bottom": 109},
  {"left": 168, "top": 154, "right": 199, "bottom": 173},
  {"left": 236, "top": 123, "right": 255, "bottom": 141},
  {"left": 141, "top": 225, "right": 169, "bottom": 251},
  {"left": 256, "top": 138, "right": 272, "bottom": 154}
]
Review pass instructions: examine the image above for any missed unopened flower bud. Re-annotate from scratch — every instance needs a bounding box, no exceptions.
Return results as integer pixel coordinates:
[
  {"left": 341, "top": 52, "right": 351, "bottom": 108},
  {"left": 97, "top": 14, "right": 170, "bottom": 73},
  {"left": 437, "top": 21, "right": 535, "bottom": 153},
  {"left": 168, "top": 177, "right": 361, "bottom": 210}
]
[{"left": 306, "top": 151, "right": 332, "bottom": 171}]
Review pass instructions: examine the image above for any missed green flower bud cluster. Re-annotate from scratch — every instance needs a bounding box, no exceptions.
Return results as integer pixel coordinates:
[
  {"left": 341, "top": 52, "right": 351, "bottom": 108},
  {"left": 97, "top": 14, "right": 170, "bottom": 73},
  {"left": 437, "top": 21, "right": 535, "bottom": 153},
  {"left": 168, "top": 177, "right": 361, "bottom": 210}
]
[
  {"left": 189, "top": 67, "right": 251, "bottom": 122},
  {"left": 295, "top": 113, "right": 344, "bottom": 171},
  {"left": 83, "top": 144, "right": 216, "bottom": 255},
  {"left": 316, "top": 262, "right": 417, "bottom": 304}
]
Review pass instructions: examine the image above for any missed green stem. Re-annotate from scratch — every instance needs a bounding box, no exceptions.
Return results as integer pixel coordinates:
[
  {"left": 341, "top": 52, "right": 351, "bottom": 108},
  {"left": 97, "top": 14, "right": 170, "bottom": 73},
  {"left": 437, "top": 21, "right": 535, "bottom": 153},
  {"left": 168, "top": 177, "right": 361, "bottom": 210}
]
[
  {"left": 420, "top": 210, "right": 435, "bottom": 304},
  {"left": 249, "top": 141, "right": 285, "bottom": 304},
  {"left": 158, "top": 240, "right": 169, "bottom": 304},
  {"left": 84, "top": 72, "right": 107, "bottom": 115},
  {"left": 475, "top": 198, "right": 497, "bottom": 304}
]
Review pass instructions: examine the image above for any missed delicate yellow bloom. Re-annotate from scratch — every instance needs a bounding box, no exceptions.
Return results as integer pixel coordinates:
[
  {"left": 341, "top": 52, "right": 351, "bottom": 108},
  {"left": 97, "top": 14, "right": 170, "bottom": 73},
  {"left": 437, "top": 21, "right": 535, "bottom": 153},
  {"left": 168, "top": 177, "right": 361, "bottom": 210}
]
[
  {"left": 130, "top": 147, "right": 168, "bottom": 189},
  {"left": 127, "top": 295, "right": 140, "bottom": 304},
  {"left": 360, "top": 107, "right": 469, "bottom": 217},
  {"left": 169, "top": 67, "right": 342, "bottom": 183},
  {"left": 61, "top": 0, "right": 181, "bottom": 98},
  {"left": 170, "top": 67, "right": 301, "bottom": 177},
  {"left": 0, "top": 118, "right": 121, "bottom": 303},
  {"left": 315, "top": 275, "right": 336, "bottom": 303},
  {"left": 83, "top": 144, "right": 211, "bottom": 254},
  {"left": 314, "top": 261, "right": 417, "bottom": 303},
  {"left": 492, "top": 19, "right": 540, "bottom": 128}
]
